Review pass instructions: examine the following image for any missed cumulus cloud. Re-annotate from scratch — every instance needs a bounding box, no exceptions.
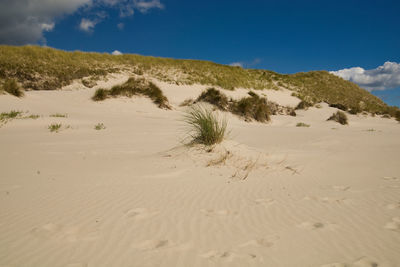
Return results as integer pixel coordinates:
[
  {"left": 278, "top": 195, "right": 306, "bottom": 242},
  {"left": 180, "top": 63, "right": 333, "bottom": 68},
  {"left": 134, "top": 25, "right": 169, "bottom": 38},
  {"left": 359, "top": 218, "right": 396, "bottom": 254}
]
[
  {"left": 331, "top": 62, "right": 400, "bottom": 91},
  {"left": 0, "top": 0, "right": 164, "bottom": 45},
  {"left": 229, "top": 62, "right": 243, "bottom": 67},
  {"left": 111, "top": 50, "right": 123, "bottom": 55},
  {"left": 117, "top": 23, "right": 125, "bottom": 30}
]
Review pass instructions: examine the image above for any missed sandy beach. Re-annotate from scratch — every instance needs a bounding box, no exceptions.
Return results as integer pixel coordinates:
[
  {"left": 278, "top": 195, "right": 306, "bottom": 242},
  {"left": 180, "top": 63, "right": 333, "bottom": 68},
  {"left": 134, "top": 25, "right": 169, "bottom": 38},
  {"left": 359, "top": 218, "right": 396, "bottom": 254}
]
[{"left": 1, "top": 74, "right": 399, "bottom": 267}]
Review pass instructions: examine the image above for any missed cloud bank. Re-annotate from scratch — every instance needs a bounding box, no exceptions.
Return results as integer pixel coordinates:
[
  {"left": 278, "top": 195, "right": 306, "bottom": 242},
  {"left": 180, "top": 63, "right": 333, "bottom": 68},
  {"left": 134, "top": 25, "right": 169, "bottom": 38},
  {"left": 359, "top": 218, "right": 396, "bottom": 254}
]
[
  {"left": 0, "top": 0, "right": 164, "bottom": 45},
  {"left": 331, "top": 62, "right": 400, "bottom": 91}
]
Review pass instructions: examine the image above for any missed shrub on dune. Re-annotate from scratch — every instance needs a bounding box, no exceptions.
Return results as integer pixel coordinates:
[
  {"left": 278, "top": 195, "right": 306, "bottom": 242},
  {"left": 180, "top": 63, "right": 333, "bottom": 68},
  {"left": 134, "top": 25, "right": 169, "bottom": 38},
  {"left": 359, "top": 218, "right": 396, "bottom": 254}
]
[
  {"left": 231, "top": 93, "right": 270, "bottom": 122},
  {"left": 92, "top": 88, "right": 108, "bottom": 101},
  {"left": 196, "top": 87, "right": 229, "bottom": 110},
  {"left": 3, "top": 79, "right": 24, "bottom": 97},
  {"left": 327, "top": 111, "right": 348, "bottom": 125},
  {"left": 184, "top": 105, "right": 227, "bottom": 145}
]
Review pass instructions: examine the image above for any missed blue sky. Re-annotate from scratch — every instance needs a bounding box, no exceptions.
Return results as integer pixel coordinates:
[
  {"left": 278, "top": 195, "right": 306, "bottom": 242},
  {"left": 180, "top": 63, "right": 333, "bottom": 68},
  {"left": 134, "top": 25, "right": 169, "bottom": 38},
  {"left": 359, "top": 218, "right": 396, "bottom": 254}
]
[{"left": 1, "top": 0, "right": 399, "bottom": 106}]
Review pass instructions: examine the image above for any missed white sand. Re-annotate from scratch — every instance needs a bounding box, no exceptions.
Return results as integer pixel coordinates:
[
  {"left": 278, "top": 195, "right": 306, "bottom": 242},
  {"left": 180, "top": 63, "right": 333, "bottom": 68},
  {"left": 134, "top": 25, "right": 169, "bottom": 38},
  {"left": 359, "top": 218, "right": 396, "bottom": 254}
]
[{"left": 0, "top": 75, "right": 399, "bottom": 267}]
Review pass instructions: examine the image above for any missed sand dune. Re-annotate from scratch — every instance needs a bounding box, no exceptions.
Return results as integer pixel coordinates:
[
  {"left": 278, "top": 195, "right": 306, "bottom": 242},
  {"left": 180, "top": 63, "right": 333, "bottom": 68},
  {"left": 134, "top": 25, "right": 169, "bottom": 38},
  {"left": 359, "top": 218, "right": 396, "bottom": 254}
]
[{"left": 0, "top": 74, "right": 399, "bottom": 267}]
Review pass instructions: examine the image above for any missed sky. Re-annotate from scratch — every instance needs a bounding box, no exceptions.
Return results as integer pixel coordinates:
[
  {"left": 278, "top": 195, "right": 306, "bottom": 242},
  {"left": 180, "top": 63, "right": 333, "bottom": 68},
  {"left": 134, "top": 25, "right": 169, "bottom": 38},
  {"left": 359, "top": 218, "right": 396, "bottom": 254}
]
[{"left": 0, "top": 0, "right": 399, "bottom": 106}]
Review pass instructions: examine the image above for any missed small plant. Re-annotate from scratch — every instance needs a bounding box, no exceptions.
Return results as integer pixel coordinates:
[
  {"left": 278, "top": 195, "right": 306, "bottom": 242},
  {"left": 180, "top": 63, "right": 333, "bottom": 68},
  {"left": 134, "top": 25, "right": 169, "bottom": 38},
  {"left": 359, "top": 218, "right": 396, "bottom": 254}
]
[
  {"left": 24, "top": 114, "right": 40, "bottom": 119},
  {"left": 48, "top": 123, "right": 62, "bottom": 132},
  {"left": 92, "top": 88, "right": 108, "bottom": 101},
  {"left": 366, "top": 128, "right": 375, "bottom": 132},
  {"left": 50, "top": 113, "right": 67, "bottom": 118},
  {"left": 327, "top": 111, "right": 348, "bottom": 125},
  {"left": 179, "top": 98, "right": 194, "bottom": 107},
  {"left": 94, "top": 123, "right": 106, "bottom": 130},
  {"left": 296, "top": 122, "right": 310, "bottom": 127},
  {"left": 183, "top": 105, "right": 227, "bottom": 146},
  {"left": 295, "top": 100, "right": 313, "bottom": 110},
  {"left": 2, "top": 79, "right": 24, "bottom": 97}
]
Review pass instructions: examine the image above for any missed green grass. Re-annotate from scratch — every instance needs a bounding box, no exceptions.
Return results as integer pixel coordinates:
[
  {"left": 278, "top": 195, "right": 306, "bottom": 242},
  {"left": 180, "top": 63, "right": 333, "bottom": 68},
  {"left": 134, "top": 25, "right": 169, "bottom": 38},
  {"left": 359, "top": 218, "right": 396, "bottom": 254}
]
[
  {"left": 231, "top": 93, "right": 271, "bottom": 122},
  {"left": 0, "top": 110, "right": 22, "bottom": 121},
  {"left": 0, "top": 45, "right": 398, "bottom": 116},
  {"left": 296, "top": 122, "right": 310, "bottom": 127},
  {"left": 196, "top": 87, "right": 229, "bottom": 110},
  {"left": 48, "top": 123, "right": 62, "bottom": 132},
  {"left": 327, "top": 111, "right": 348, "bottom": 125},
  {"left": 94, "top": 123, "right": 106, "bottom": 130},
  {"left": 24, "top": 114, "right": 40, "bottom": 119},
  {"left": 183, "top": 105, "right": 227, "bottom": 145},
  {"left": 92, "top": 77, "right": 170, "bottom": 109},
  {"left": 50, "top": 113, "right": 67, "bottom": 118}
]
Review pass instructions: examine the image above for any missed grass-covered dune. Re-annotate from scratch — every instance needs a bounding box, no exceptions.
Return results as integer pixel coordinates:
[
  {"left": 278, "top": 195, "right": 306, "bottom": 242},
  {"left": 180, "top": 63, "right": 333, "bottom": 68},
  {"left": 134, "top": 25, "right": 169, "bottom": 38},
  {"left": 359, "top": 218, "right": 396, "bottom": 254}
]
[{"left": 0, "top": 45, "right": 398, "bottom": 116}]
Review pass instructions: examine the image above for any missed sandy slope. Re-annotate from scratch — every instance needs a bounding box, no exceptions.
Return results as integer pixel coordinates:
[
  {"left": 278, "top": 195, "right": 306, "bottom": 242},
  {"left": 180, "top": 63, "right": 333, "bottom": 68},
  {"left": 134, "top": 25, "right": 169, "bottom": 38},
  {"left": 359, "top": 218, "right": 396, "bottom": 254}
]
[{"left": 0, "top": 74, "right": 399, "bottom": 267}]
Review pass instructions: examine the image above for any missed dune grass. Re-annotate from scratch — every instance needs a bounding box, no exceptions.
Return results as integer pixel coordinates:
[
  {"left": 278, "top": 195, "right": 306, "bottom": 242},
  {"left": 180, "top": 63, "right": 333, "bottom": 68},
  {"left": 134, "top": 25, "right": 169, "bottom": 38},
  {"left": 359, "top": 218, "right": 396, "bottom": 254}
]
[
  {"left": 50, "top": 113, "right": 67, "bottom": 118},
  {"left": 92, "top": 77, "right": 170, "bottom": 109},
  {"left": 2, "top": 79, "right": 24, "bottom": 97},
  {"left": 231, "top": 93, "right": 271, "bottom": 122},
  {"left": 184, "top": 105, "right": 227, "bottom": 145},
  {"left": 327, "top": 111, "right": 348, "bottom": 125},
  {"left": 94, "top": 123, "right": 106, "bottom": 130},
  {"left": 196, "top": 88, "right": 229, "bottom": 110},
  {"left": 1, "top": 45, "right": 398, "bottom": 116}
]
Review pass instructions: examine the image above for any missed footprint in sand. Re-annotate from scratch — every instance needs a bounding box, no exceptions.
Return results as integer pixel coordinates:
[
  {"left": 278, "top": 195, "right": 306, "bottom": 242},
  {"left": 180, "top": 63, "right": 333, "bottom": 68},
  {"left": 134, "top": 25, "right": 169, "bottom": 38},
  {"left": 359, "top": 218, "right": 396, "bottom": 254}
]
[
  {"left": 125, "top": 208, "right": 158, "bottom": 220},
  {"left": 304, "top": 196, "right": 350, "bottom": 204},
  {"left": 65, "top": 263, "right": 88, "bottom": 267},
  {"left": 297, "top": 221, "right": 338, "bottom": 231},
  {"left": 321, "top": 256, "right": 384, "bottom": 267},
  {"left": 239, "top": 235, "right": 280, "bottom": 248},
  {"left": 200, "top": 250, "right": 257, "bottom": 262},
  {"left": 200, "top": 209, "right": 238, "bottom": 216},
  {"left": 384, "top": 217, "right": 400, "bottom": 232},
  {"left": 254, "top": 198, "right": 275, "bottom": 207},
  {"left": 131, "top": 239, "right": 191, "bottom": 252},
  {"left": 386, "top": 202, "right": 400, "bottom": 210},
  {"left": 31, "top": 223, "right": 100, "bottom": 242},
  {"left": 382, "top": 176, "right": 398, "bottom": 181},
  {"left": 331, "top": 185, "right": 351, "bottom": 191}
]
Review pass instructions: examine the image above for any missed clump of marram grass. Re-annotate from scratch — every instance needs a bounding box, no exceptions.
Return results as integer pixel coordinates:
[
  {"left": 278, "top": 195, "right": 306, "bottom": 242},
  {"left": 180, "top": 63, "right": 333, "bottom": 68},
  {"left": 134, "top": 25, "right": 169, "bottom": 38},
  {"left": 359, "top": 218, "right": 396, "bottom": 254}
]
[
  {"left": 231, "top": 93, "right": 270, "bottom": 122},
  {"left": 327, "top": 111, "right": 348, "bottom": 125},
  {"left": 196, "top": 88, "right": 229, "bottom": 110},
  {"left": 92, "top": 77, "right": 170, "bottom": 109},
  {"left": 395, "top": 110, "right": 400, "bottom": 122},
  {"left": 50, "top": 113, "right": 67, "bottom": 118},
  {"left": 2, "top": 79, "right": 24, "bottom": 97},
  {"left": 184, "top": 105, "right": 227, "bottom": 146},
  {"left": 94, "top": 123, "right": 106, "bottom": 130},
  {"left": 92, "top": 88, "right": 108, "bottom": 101},
  {"left": 295, "top": 100, "right": 313, "bottom": 110},
  {"left": 0, "top": 110, "right": 23, "bottom": 121},
  {"left": 48, "top": 123, "right": 62, "bottom": 132},
  {"left": 179, "top": 98, "right": 195, "bottom": 107},
  {"left": 296, "top": 122, "right": 310, "bottom": 127}
]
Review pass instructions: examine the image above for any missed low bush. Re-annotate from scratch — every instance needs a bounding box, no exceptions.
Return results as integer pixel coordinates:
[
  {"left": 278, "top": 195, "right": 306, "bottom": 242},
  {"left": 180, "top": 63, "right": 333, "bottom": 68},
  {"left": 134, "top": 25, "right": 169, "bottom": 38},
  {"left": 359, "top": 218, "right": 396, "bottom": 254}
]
[
  {"left": 327, "top": 111, "right": 348, "bottom": 125},
  {"left": 329, "top": 103, "right": 347, "bottom": 111},
  {"left": 48, "top": 123, "right": 62, "bottom": 132},
  {"left": 296, "top": 122, "right": 310, "bottom": 127},
  {"left": 183, "top": 105, "right": 227, "bottom": 145},
  {"left": 395, "top": 110, "right": 400, "bottom": 122},
  {"left": 94, "top": 123, "right": 106, "bottom": 130},
  {"left": 295, "top": 100, "right": 313, "bottom": 110}
]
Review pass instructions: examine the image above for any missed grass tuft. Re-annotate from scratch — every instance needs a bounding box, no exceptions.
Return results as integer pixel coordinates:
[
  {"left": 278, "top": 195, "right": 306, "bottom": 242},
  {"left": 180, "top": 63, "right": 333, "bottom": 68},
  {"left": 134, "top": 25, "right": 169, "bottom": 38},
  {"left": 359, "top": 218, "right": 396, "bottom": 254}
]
[
  {"left": 196, "top": 88, "right": 229, "bottom": 110},
  {"left": 48, "top": 123, "right": 62, "bottom": 132},
  {"left": 92, "top": 88, "right": 108, "bottom": 101},
  {"left": 50, "top": 113, "right": 67, "bottom": 118},
  {"left": 0, "top": 110, "right": 22, "bottom": 121},
  {"left": 94, "top": 123, "right": 106, "bottom": 130},
  {"left": 231, "top": 93, "right": 270, "bottom": 122},
  {"left": 3, "top": 79, "right": 24, "bottom": 97},
  {"left": 296, "top": 122, "right": 310, "bottom": 127},
  {"left": 327, "top": 111, "right": 348, "bottom": 125},
  {"left": 183, "top": 105, "right": 227, "bottom": 146}
]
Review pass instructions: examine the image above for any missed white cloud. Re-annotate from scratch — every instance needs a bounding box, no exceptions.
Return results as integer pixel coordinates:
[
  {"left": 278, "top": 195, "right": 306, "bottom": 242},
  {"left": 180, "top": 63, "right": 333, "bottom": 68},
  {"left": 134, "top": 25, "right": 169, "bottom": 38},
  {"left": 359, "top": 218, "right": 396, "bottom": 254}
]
[
  {"left": 133, "top": 0, "right": 164, "bottom": 13},
  {"left": 331, "top": 61, "right": 400, "bottom": 91},
  {"left": 0, "top": 0, "right": 164, "bottom": 45},
  {"left": 111, "top": 50, "right": 123, "bottom": 55},
  {"left": 229, "top": 62, "right": 243, "bottom": 67},
  {"left": 79, "top": 18, "right": 98, "bottom": 32}
]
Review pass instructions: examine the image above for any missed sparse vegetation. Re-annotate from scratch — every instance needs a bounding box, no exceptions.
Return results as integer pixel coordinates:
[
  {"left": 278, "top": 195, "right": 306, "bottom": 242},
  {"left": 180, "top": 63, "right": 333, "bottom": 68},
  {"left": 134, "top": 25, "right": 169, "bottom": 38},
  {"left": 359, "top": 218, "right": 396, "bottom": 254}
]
[
  {"left": 179, "top": 98, "right": 194, "bottom": 107},
  {"left": 48, "top": 123, "right": 62, "bottom": 132},
  {"left": 296, "top": 122, "right": 310, "bottom": 127},
  {"left": 94, "top": 123, "right": 106, "bottom": 130},
  {"left": 395, "top": 110, "right": 400, "bottom": 122},
  {"left": 295, "top": 100, "right": 313, "bottom": 110},
  {"left": 184, "top": 105, "right": 227, "bottom": 145},
  {"left": 24, "top": 114, "right": 40, "bottom": 119},
  {"left": 50, "top": 113, "right": 67, "bottom": 118},
  {"left": 92, "top": 77, "right": 170, "bottom": 109},
  {"left": 2, "top": 79, "right": 24, "bottom": 97},
  {"left": 327, "top": 111, "right": 348, "bottom": 125},
  {"left": 0, "top": 110, "right": 22, "bottom": 121},
  {"left": 0, "top": 45, "right": 398, "bottom": 116}
]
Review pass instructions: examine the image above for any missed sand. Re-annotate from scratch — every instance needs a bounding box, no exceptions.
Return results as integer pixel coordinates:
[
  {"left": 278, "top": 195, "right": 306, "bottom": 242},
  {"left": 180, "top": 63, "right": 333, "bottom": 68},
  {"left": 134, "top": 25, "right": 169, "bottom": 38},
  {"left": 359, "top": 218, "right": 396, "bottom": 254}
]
[{"left": 0, "top": 74, "right": 399, "bottom": 267}]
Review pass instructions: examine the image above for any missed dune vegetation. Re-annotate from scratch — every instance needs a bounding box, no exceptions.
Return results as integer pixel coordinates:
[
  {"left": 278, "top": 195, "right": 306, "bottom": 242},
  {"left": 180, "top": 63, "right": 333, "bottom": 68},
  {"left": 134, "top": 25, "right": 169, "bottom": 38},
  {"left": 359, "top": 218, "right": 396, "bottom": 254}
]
[{"left": 0, "top": 45, "right": 398, "bottom": 116}]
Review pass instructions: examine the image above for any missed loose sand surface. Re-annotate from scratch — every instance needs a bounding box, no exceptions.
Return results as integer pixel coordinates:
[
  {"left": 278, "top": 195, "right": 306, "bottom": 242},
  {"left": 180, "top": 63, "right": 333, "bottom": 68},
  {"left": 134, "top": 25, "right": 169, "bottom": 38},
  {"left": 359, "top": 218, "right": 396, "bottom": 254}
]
[{"left": 1, "top": 74, "right": 399, "bottom": 267}]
